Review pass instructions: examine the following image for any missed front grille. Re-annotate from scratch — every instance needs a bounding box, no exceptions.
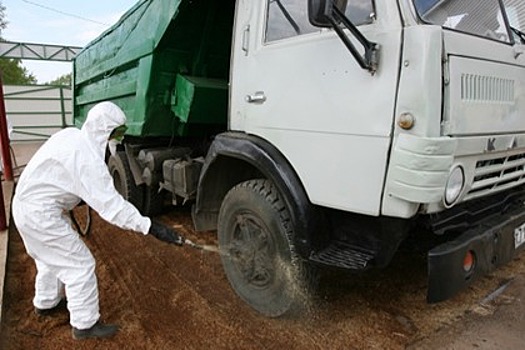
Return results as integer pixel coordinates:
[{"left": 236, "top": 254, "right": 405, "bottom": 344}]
[{"left": 466, "top": 151, "right": 525, "bottom": 199}]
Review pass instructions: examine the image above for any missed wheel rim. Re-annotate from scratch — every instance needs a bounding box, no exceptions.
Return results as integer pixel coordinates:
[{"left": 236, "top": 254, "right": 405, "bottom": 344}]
[{"left": 229, "top": 212, "right": 277, "bottom": 289}]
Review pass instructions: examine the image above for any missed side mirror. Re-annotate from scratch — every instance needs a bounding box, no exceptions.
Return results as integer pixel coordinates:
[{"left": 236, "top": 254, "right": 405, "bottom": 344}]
[
  {"left": 307, "top": 0, "right": 379, "bottom": 74},
  {"left": 308, "top": 0, "right": 348, "bottom": 27}
]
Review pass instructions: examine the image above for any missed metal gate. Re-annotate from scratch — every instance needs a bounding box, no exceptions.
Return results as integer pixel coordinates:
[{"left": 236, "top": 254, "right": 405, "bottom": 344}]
[{"left": 4, "top": 84, "right": 72, "bottom": 142}]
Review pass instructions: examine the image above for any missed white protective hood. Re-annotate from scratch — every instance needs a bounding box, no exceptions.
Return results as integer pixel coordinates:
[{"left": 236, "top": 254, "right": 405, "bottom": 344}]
[{"left": 81, "top": 101, "right": 127, "bottom": 160}]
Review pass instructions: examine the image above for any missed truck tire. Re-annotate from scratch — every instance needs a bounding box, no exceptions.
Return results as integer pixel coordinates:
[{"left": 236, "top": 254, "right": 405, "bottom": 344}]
[
  {"left": 218, "top": 179, "right": 317, "bottom": 317},
  {"left": 107, "top": 152, "right": 144, "bottom": 211}
]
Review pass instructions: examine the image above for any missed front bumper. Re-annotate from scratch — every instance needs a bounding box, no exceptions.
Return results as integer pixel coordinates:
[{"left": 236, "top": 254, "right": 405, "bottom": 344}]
[{"left": 427, "top": 203, "right": 525, "bottom": 302}]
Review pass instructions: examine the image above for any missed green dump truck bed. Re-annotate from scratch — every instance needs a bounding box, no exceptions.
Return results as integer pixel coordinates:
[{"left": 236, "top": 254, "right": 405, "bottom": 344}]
[{"left": 73, "top": 0, "right": 234, "bottom": 137}]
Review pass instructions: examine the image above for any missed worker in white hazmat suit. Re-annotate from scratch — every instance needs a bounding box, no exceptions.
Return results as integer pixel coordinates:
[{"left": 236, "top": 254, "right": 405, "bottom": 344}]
[{"left": 12, "top": 101, "right": 184, "bottom": 340}]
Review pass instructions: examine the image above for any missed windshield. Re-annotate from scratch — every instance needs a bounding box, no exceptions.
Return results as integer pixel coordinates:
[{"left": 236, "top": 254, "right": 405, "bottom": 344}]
[
  {"left": 503, "top": 0, "right": 525, "bottom": 44},
  {"left": 413, "top": 0, "right": 512, "bottom": 43}
]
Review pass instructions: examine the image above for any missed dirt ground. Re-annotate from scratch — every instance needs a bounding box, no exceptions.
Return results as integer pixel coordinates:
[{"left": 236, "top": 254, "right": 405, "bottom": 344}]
[{"left": 1, "top": 207, "right": 524, "bottom": 350}]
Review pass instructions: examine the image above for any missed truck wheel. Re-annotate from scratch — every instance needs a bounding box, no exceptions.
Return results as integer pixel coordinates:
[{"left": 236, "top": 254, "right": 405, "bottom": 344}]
[
  {"left": 107, "top": 152, "right": 144, "bottom": 211},
  {"left": 218, "top": 179, "right": 316, "bottom": 317}
]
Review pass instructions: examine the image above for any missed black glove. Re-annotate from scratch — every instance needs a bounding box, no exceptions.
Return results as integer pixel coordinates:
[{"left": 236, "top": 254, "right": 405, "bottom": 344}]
[{"left": 148, "top": 221, "right": 185, "bottom": 246}]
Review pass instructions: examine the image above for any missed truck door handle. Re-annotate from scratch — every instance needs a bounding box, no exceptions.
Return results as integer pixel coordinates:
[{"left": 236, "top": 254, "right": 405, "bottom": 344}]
[
  {"left": 245, "top": 91, "right": 266, "bottom": 104},
  {"left": 242, "top": 25, "right": 250, "bottom": 55}
]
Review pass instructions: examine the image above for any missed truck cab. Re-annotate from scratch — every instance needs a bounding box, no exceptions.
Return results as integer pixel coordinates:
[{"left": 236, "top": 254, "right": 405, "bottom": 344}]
[{"left": 73, "top": 0, "right": 525, "bottom": 316}]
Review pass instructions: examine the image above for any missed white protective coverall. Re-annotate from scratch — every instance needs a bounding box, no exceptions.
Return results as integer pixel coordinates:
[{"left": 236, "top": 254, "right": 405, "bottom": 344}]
[{"left": 12, "top": 102, "right": 151, "bottom": 330}]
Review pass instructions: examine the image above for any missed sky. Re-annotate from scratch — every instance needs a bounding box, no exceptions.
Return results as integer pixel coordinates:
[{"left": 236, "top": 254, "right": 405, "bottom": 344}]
[{"left": 2, "top": 0, "right": 139, "bottom": 83}]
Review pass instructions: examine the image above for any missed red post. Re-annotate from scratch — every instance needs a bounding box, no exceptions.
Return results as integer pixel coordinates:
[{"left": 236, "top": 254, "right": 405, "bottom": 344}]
[
  {"left": 0, "top": 72, "right": 13, "bottom": 230},
  {"left": 0, "top": 168, "right": 4, "bottom": 230},
  {"left": 0, "top": 73, "right": 13, "bottom": 181},
  {"left": 0, "top": 177, "right": 4, "bottom": 230}
]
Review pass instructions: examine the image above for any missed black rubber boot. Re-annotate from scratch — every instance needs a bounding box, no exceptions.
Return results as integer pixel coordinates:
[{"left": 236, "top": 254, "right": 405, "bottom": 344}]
[
  {"left": 72, "top": 321, "right": 119, "bottom": 340},
  {"left": 34, "top": 298, "right": 67, "bottom": 317}
]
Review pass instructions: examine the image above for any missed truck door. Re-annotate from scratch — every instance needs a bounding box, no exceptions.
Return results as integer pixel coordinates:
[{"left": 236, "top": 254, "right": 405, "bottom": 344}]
[{"left": 230, "top": 0, "right": 404, "bottom": 216}]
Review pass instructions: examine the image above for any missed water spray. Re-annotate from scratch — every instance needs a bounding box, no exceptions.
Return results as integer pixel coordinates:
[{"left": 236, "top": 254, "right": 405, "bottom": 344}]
[
  {"left": 171, "top": 224, "right": 224, "bottom": 254},
  {"left": 183, "top": 238, "right": 222, "bottom": 254}
]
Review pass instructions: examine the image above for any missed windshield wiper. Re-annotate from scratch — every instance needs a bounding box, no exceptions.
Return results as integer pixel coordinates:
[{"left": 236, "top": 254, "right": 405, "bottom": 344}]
[{"left": 511, "top": 26, "right": 525, "bottom": 44}]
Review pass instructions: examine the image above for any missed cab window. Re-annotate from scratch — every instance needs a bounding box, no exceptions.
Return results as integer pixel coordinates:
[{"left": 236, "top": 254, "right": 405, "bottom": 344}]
[{"left": 265, "top": 0, "right": 376, "bottom": 42}]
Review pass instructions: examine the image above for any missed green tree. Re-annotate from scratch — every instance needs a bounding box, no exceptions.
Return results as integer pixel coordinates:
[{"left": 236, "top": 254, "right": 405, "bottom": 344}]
[
  {"left": 0, "top": 59, "right": 37, "bottom": 84},
  {"left": 47, "top": 73, "right": 71, "bottom": 86},
  {"left": 0, "top": 1, "right": 5, "bottom": 31},
  {"left": 0, "top": 1, "right": 38, "bottom": 85}
]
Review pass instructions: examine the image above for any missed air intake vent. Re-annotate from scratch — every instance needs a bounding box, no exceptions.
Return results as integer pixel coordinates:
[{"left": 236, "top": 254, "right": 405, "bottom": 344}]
[
  {"left": 461, "top": 74, "right": 514, "bottom": 103},
  {"left": 466, "top": 152, "right": 525, "bottom": 200}
]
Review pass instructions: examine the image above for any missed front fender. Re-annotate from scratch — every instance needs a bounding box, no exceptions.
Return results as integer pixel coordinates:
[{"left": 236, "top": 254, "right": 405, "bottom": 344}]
[{"left": 193, "top": 132, "right": 321, "bottom": 258}]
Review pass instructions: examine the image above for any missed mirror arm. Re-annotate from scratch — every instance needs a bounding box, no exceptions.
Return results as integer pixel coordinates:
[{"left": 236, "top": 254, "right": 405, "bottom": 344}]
[{"left": 329, "top": 5, "right": 379, "bottom": 74}]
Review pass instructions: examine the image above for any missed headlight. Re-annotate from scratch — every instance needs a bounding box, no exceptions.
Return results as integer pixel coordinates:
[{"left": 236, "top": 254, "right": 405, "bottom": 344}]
[{"left": 444, "top": 166, "right": 464, "bottom": 207}]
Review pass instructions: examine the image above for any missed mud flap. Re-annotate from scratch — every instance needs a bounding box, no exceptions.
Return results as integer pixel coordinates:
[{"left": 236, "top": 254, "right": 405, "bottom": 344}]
[{"left": 427, "top": 208, "right": 525, "bottom": 303}]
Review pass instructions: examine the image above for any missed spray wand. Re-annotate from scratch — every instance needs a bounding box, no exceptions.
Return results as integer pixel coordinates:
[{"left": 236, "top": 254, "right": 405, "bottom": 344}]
[
  {"left": 183, "top": 238, "right": 203, "bottom": 250},
  {"left": 184, "top": 238, "right": 222, "bottom": 253},
  {"left": 178, "top": 236, "right": 221, "bottom": 254}
]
